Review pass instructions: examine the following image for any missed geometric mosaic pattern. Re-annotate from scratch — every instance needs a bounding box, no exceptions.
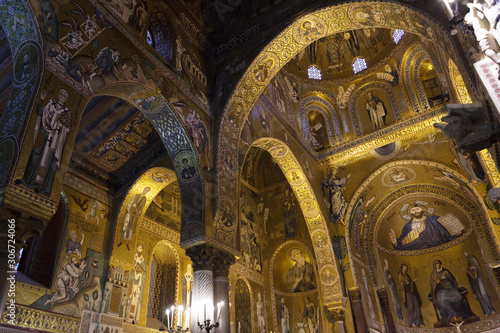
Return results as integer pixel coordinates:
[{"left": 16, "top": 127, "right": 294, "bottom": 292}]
[
  {"left": 0, "top": 0, "right": 43, "bottom": 186},
  {"left": 1, "top": 304, "right": 80, "bottom": 333}
]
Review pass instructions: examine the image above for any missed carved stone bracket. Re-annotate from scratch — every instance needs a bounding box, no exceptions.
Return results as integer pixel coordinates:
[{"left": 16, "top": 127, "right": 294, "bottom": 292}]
[{"left": 434, "top": 103, "right": 500, "bottom": 155}]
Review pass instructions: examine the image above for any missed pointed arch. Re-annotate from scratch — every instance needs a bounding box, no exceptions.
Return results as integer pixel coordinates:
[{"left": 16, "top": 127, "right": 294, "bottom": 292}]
[
  {"left": 112, "top": 167, "right": 177, "bottom": 263},
  {"left": 215, "top": 2, "right": 466, "bottom": 262},
  {"left": 93, "top": 83, "right": 205, "bottom": 246},
  {"left": 146, "top": 240, "right": 181, "bottom": 323},
  {"left": 237, "top": 138, "right": 342, "bottom": 307}
]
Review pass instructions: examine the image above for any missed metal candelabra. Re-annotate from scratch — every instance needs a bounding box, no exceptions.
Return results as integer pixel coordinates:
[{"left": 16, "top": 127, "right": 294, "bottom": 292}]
[
  {"left": 167, "top": 325, "right": 189, "bottom": 333},
  {"left": 197, "top": 319, "right": 219, "bottom": 332}
]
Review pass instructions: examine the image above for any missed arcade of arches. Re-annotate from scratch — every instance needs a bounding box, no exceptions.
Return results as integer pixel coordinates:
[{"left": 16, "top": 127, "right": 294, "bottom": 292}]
[{"left": 3, "top": 0, "right": 500, "bottom": 332}]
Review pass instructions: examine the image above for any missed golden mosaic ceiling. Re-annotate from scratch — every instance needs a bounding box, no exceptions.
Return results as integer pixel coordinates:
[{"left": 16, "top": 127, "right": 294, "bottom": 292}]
[{"left": 282, "top": 28, "right": 406, "bottom": 82}]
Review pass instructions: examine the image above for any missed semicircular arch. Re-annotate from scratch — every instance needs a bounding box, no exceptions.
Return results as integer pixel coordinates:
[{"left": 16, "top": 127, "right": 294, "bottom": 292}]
[
  {"left": 145, "top": 240, "right": 181, "bottom": 323},
  {"left": 300, "top": 92, "right": 343, "bottom": 146},
  {"left": 348, "top": 80, "right": 401, "bottom": 136}
]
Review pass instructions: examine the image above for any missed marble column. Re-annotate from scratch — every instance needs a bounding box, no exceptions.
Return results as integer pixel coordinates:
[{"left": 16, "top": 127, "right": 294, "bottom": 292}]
[
  {"left": 186, "top": 245, "right": 215, "bottom": 333},
  {"left": 213, "top": 251, "right": 235, "bottom": 333},
  {"left": 377, "top": 288, "right": 396, "bottom": 333},
  {"left": 0, "top": 208, "right": 45, "bottom": 318},
  {"left": 348, "top": 287, "right": 369, "bottom": 333}
]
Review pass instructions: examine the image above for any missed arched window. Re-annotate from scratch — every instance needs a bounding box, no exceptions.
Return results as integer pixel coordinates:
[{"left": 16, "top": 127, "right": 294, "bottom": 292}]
[
  {"left": 308, "top": 65, "right": 322, "bottom": 80},
  {"left": 352, "top": 57, "right": 367, "bottom": 74},
  {"left": 149, "top": 9, "right": 173, "bottom": 63},
  {"left": 392, "top": 29, "right": 405, "bottom": 44},
  {"left": 147, "top": 29, "right": 154, "bottom": 46}
]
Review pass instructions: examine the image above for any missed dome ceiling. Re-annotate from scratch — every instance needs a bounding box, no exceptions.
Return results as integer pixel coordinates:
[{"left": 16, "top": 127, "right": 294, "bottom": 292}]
[{"left": 282, "top": 28, "right": 407, "bottom": 82}]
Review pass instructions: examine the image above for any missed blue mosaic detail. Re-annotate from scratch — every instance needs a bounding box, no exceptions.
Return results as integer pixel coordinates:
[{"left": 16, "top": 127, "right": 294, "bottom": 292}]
[{"left": 0, "top": 0, "right": 43, "bottom": 185}]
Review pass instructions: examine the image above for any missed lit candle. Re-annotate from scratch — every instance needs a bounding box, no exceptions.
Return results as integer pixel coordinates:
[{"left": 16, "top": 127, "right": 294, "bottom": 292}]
[
  {"left": 184, "top": 307, "right": 190, "bottom": 329},
  {"left": 177, "top": 305, "right": 183, "bottom": 327},
  {"left": 166, "top": 309, "right": 170, "bottom": 328},
  {"left": 170, "top": 306, "right": 175, "bottom": 327},
  {"left": 209, "top": 305, "right": 214, "bottom": 322}
]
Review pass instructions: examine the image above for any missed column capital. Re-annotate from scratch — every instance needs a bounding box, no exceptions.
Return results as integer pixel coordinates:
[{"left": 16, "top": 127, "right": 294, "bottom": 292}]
[
  {"left": 376, "top": 287, "right": 389, "bottom": 300},
  {"left": 185, "top": 244, "right": 215, "bottom": 271},
  {"left": 212, "top": 250, "right": 235, "bottom": 277},
  {"left": 185, "top": 244, "right": 236, "bottom": 275},
  {"left": 348, "top": 287, "right": 362, "bottom": 301},
  {"left": 324, "top": 306, "right": 345, "bottom": 322}
]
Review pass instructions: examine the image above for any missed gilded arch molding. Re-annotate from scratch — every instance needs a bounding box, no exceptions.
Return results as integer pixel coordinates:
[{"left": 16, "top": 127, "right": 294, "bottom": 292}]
[
  {"left": 215, "top": 1, "right": 464, "bottom": 253},
  {"left": 238, "top": 138, "right": 342, "bottom": 307}
]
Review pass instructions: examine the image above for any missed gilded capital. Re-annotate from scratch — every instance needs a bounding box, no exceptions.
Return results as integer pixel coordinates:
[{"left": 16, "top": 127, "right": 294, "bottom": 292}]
[{"left": 348, "top": 287, "right": 362, "bottom": 301}]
